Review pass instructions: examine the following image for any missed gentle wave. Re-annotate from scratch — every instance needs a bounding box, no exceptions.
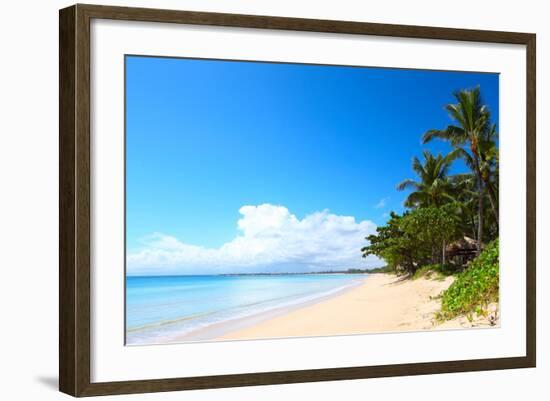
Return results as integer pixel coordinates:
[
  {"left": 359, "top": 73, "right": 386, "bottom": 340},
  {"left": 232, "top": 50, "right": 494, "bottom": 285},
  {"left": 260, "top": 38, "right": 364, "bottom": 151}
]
[{"left": 126, "top": 274, "right": 365, "bottom": 345}]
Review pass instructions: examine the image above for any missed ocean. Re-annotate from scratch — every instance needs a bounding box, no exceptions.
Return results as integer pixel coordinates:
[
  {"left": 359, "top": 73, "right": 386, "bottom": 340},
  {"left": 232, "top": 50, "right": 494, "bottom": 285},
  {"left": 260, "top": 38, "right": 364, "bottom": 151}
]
[{"left": 126, "top": 273, "right": 364, "bottom": 345}]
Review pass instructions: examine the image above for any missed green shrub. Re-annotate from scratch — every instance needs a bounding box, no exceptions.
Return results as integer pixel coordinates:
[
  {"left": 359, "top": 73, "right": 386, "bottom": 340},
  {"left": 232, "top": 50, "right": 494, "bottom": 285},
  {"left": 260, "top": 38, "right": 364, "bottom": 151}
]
[
  {"left": 438, "top": 239, "right": 499, "bottom": 320},
  {"left": 413, "top": 263, "right": 456, "bottom": 280}
]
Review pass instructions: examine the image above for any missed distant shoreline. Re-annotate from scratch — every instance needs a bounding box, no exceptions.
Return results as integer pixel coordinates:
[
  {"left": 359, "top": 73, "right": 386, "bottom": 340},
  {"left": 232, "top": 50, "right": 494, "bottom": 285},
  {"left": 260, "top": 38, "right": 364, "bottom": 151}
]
[
  {"left": 219, "top": 271, "right": 372, "bottom": 277},
  {"left": 127, "top": 269, "right": 382, "bottom": 279}
]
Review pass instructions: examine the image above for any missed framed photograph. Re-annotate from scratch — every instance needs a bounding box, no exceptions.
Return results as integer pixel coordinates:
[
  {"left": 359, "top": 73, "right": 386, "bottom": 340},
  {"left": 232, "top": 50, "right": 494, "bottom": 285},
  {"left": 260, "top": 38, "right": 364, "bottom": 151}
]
[{"left": 59, "top": 4, "right": 536, "bottom": 397}]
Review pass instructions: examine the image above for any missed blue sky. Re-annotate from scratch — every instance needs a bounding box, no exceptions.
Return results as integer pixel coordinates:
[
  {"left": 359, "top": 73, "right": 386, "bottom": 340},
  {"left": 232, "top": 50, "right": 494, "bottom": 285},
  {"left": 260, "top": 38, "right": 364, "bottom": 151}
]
[{"left": 125, "top": 55, "right": 498, "bottom": 274}]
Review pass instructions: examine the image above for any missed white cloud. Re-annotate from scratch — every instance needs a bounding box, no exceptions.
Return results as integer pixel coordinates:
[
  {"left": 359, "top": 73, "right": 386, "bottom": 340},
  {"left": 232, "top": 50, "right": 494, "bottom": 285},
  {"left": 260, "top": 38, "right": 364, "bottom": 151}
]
[
  {"left": 374, "top": 197, "right": 389, "bottom": 209},
  {"left": 127, "top": 203, "right": 382, "bottom": 275}
]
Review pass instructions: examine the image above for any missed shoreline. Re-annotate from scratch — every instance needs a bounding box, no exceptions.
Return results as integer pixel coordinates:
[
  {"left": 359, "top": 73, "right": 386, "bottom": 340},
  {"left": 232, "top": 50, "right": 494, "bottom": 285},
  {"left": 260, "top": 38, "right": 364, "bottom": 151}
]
[
  {"left": 165, "top": 276, "right": 367, "bottom": 343},
  {"left": 129, "top": 273, "right": 499, "bottom": 345},
  {"left": 218, "top": 273, "right": 499, "bottom": 341}
]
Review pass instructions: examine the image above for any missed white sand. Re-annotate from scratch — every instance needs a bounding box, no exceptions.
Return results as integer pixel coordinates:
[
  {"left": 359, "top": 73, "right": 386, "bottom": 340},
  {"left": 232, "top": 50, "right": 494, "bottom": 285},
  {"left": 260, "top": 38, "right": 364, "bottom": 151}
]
[{"left": 219, "top": 273, "right": 498, "bottom": 341}]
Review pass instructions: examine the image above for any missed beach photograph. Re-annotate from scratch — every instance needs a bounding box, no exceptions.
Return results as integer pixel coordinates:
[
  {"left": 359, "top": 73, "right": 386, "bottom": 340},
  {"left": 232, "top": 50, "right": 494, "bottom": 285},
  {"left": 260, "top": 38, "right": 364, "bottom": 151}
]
[{"left": 125, "top": 56, "right": 499, "bottom": 346}]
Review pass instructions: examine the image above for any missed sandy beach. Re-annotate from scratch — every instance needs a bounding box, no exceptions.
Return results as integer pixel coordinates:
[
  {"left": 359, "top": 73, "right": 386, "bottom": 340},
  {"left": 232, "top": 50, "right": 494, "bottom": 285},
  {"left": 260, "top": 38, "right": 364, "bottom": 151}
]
[{"left": 218, "top": 273, "right": 498, "bottom": 341}]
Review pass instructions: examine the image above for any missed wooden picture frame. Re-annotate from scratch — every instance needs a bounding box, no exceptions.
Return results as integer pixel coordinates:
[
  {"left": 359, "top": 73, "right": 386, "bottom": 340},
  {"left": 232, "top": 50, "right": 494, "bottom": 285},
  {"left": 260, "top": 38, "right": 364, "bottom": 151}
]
[{"left": 59, "top": 3, "right": 536, "bottom": 397}]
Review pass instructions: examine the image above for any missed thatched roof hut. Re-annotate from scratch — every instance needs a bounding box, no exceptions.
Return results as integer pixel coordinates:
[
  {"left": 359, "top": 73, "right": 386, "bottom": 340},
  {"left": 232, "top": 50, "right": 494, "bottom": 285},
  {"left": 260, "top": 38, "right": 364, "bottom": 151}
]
[
  {"left": 446, "top": 236, "right": 478, "bottom": 265},
  {"left": 446, "top": 236, "right": 478, "bottom": 254}
]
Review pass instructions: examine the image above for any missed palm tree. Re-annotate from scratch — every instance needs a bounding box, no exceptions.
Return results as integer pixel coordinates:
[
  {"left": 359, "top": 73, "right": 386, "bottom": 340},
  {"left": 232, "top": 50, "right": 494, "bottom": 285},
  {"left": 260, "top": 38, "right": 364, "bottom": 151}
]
[
  {"left": 449, "top": 124, "right": 499, "bottom": 228},
  {"left": 421, "top": 87, "right": 494, "bottom": 253},
  {"left": 479, "top": 123, "right": 499, "bottom": 225},
  {"left": 449, "top": 173, "right": 479, "bottom": 243},
  {"left": 396, "top": 150, "right": 459, "bottom": 208}
]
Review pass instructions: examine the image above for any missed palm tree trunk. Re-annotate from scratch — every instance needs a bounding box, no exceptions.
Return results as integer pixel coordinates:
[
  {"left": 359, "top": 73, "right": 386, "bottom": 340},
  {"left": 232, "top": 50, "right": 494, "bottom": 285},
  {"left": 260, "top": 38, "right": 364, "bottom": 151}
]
[
  {"left": 442, "top": 239, "right": 446, "bottom": 265},
  {"left": 470, "top": 215, "right": 478, "bottom": 243},
  {"left": 476, "top": 173, "right": 484, "bottom": 255},
  {"left": 485, "top": 180, "right": 499, "bottom": 227}
]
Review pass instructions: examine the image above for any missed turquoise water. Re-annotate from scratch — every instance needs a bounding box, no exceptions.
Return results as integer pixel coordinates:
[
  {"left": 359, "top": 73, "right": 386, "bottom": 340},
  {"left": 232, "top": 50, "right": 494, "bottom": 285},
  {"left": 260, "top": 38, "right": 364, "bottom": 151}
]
[{"left": 126, "top": 274, "right": 364, "bottom": 345}]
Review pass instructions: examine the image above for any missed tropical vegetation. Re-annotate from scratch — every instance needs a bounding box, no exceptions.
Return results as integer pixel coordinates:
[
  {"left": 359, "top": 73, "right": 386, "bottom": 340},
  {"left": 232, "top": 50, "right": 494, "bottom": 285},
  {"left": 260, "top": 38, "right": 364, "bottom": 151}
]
[
  {"left": 438, "top": 239, "right": 499, "bottom": 320},
  {"left": 421, "top": 86, "right": 499, "bottom": 248},
  {"left": 362, "top": 86, "right": 499, "bottom": 321}
]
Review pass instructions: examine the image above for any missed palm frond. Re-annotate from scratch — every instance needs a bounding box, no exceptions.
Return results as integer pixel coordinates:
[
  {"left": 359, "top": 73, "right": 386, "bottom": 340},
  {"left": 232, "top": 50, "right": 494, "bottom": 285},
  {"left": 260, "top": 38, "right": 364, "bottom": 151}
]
[
  {"left": 421, "top": 129, "right": 446, "bottom": 144},
  {"left": 411, "top": 156, "right": 425, "bottom": 178},
  {"left": 396, "top": 179, "right": 419, "bottom": 191},
  {"left": 444, "top": 148, "right": 462, "bottom": 164}
]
